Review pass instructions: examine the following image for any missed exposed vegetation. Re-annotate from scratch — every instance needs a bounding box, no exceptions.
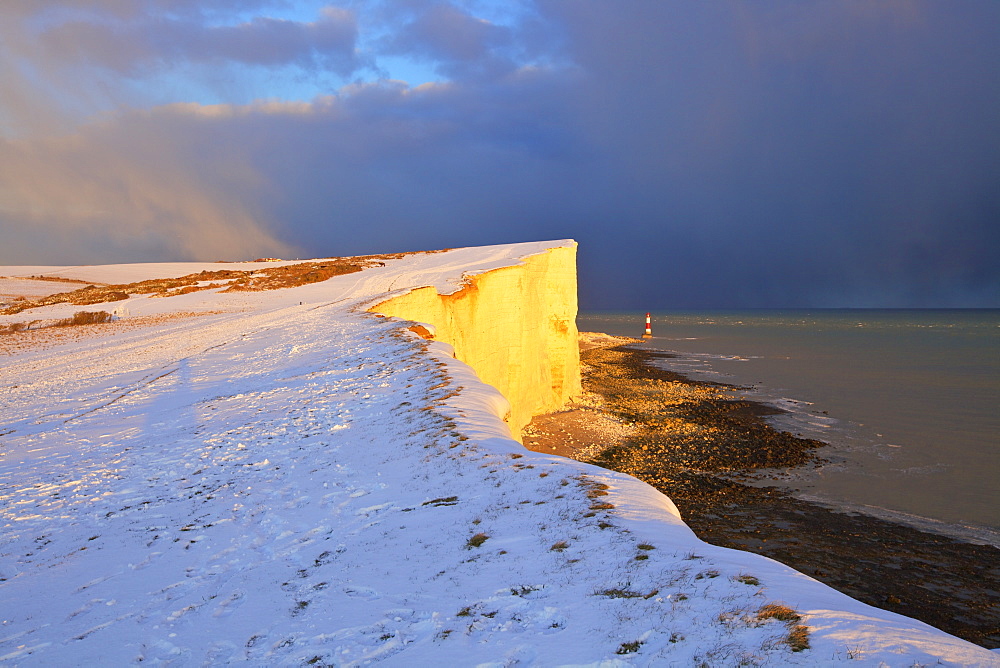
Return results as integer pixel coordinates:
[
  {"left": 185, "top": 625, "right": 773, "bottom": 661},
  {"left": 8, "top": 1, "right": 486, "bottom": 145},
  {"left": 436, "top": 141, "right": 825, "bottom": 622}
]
[
  {"left": 757, "top": 602, "right": 810, "bottom": 652},
  {"left": 0, "top": 321, "right": 28, "bottom": 335},
  {"left": 1, "top": 255, "right": 407, "bottom": 316},
  {"left": 1, "top": 310, "right": 114, "bottom": 335},
  {"left": 422, "top": 496, "right": 459, "bottom": 507},
  {"left": 9, "top": 275, "right": 91, "bottom": 285},
  {"left": 756, "top": 602, "right": 801, "bottom": 623},
  {"left": 57, "top": 311, "right": 115, "bottom": 326},
  {"left": 596, "top": 587, "right": 644, "bottom": 599},
  {"left": 734, "top": 573, "right": 761, "bottom": 587},
  {"left": 616, "top": 640, "right": 643, "bottom": 654},
  {"left": 466, "top": 532, "right": 489, "bottom": 549},
  {"left": 220, "top": 259, "right": 373, "bottom": 292},
  {"left": 786, "top": 624, "right": 811, "bottom": 652}
]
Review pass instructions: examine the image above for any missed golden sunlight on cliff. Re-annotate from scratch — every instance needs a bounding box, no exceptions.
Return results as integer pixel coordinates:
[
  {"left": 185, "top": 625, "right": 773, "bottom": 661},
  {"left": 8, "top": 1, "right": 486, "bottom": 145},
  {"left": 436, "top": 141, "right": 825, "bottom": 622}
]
[{"left": 370, "top": 244, "right": 582, "bottom": 439}]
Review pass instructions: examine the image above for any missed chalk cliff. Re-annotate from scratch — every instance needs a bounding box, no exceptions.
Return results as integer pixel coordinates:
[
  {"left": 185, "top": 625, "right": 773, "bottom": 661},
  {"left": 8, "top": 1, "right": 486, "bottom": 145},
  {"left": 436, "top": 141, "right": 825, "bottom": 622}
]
[{"left": 370, "top": 241, "right": 581, "bottom": 437}]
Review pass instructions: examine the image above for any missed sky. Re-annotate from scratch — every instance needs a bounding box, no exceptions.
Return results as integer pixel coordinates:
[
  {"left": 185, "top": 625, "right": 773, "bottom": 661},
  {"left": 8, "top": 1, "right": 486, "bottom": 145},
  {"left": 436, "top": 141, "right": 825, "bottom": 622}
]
[{"left": 1, "top": 1, "right": 998, "bottom": 309}]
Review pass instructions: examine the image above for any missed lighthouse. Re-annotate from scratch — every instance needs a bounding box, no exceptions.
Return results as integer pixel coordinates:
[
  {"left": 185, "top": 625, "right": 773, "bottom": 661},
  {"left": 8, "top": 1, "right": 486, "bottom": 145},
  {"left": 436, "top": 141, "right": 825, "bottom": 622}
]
[{"left": 642, "top": 312, "right": 652, "bottom": 338}]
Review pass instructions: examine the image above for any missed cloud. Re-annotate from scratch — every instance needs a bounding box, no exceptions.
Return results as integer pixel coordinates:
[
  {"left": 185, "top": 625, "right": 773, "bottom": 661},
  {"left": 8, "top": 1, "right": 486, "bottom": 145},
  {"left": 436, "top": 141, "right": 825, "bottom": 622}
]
[
  {"left": 534, "top": 0, "right": 1000, "bottom": 306},
  {"left": 382, "top": 3, "right": 515, "bottom": 79},
  {"left": 0, "top": 109, "right": 294, "bottom": 264},
  {"left": 1, "top": 1, "right": 998, "bottom": 307},
  {"left": 0, "top": 3, "right": 362, "bottom": 135},
  {"left": 36, "top": 6, "right": 359, "bottom": 74}
]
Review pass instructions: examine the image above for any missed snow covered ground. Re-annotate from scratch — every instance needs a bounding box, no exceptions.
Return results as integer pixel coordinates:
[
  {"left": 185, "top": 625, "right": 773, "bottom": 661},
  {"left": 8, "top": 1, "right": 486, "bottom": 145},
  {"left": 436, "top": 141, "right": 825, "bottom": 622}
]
[{"left": 1, "top": 241, "right": 997, "bottom": 666}]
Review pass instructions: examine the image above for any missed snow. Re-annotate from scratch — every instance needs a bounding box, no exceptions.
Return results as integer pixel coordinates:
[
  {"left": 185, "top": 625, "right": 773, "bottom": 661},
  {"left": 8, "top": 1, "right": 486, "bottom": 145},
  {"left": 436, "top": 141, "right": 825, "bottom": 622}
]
[
  {"left": 0, "top": 260, "right": 315, "bottom": 286},
  {"left": 1, "top": 241, "right": 997, "bottom": 666}
]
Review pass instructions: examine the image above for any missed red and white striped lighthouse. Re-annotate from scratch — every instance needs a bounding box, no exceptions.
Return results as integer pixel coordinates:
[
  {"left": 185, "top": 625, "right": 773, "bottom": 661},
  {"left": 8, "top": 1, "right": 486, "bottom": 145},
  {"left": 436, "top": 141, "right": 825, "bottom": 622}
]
[{"left": 642, "top": 312, "right": 652, "bottom": 338}]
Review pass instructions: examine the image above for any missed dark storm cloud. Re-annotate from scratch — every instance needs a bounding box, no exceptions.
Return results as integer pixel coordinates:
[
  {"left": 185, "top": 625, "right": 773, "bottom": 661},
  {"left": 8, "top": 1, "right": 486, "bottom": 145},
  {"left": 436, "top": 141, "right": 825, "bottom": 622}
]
[
  {"left": 537, "top": 0, "right": 1000, "bottom": 307},
  {"left": 1, "top": 1, "right": 998, "bottom": 307}
]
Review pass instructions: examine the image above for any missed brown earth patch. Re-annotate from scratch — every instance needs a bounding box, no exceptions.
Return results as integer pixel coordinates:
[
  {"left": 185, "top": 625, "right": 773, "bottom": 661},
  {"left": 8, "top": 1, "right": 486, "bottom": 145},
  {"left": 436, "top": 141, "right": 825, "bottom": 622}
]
[{"left": 1, "top": 254, "right": 410, "bottom": 316}]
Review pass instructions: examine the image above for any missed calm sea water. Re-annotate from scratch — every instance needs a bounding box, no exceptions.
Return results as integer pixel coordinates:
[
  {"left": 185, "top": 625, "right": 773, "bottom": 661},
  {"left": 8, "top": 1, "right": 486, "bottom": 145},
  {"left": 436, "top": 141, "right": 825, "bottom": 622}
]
[{"left": 578, "top": 310, "right": 1000, "bottom": 543}]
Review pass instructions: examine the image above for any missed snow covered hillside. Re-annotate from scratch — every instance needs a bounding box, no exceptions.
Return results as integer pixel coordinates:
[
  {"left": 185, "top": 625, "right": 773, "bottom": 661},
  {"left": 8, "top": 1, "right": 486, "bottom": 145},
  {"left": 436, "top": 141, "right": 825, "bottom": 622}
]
[{"left": 1, "top": 241, "right": 996, "bottom": 666}]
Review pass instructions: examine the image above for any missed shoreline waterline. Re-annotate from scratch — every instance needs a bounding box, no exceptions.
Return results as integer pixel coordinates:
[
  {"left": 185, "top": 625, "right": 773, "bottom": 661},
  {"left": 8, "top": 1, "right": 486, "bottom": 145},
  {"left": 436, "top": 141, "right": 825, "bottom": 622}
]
[
  {"left": 524, "top": 336, "right": 1000, "bottom": 648},
  {"left": 578, "top": 309, "right": 1000, "bottom": 534}
]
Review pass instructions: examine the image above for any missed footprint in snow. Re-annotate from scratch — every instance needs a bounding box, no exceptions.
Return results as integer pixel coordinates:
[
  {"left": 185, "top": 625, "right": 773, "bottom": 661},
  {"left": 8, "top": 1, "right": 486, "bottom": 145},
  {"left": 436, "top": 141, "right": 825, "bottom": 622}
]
[
  {"left": 355, "top": 502, "right": 393, "bottom": 517},
  {"left": 503, "top": 645, "right": 539, "bottom": 665},
  {"left": 343, "top": 585, "right": 381, "bottom": 600},
  {"left": 65, "top": 597, "right": 106, "bottom": 621},
  {"left": 212, "top": 590, "right": 246, "bottom": 618},
  {"left": 203, "top": 640, "right": 241, "bottom": 665}
]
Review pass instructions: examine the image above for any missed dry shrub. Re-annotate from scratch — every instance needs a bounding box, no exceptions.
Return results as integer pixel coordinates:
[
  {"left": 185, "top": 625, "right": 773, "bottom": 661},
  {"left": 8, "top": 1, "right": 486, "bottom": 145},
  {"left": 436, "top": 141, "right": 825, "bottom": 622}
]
[
  {"left": 0, "top": 321, "right": 28, "bottom": 336},
  {"left": 786, "top": 624, "right": 810, "bottom": 652},
  {"left": 57, "top": 311, "right": 114, "bottom": 327},
  {"left": 70, "top": 290, "right": 130, "bottom": 306},
  {"left": 756, "top": 603, "right": 801, "bottom": 623},
  {"left": 616, "top": 640, "right": 643, "bottom": 654},
  {"left": 757, "top": 603, "right": 810, "bottom": 653},
  {"left": 2, "top": 252, "right": 415, "bottom": 316},
  {"left": 21, "top": 275, "right": 90, "bottom": 285},
  {"left": 466, "top": 532, "right": 489, "bottom": 549},
  {"left": 3, "top": 310, "right": 112, "bottom": 335},
  {"left": 734, "top": 573, "right": 761, "bottom": 587},
  {"left": 223, "top": 258, "right": 379, "bottom": 292},
  {"left": 596, "top": 588, "right": 644, "bottom": 599}
]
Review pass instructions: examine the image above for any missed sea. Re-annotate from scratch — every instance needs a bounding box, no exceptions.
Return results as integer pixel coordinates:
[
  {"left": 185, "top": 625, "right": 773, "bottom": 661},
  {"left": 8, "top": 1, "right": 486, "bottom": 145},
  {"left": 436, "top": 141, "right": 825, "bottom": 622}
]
[{"left": 578, "top": 309, "right": 1000, "bottom": 546}]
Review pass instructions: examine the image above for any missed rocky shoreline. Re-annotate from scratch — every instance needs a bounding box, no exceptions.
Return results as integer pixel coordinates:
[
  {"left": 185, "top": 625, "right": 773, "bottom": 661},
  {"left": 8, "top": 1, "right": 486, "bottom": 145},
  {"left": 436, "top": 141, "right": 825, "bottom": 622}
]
[{"left": 523, "top": 342, "right": 1000, "bottom": 649}]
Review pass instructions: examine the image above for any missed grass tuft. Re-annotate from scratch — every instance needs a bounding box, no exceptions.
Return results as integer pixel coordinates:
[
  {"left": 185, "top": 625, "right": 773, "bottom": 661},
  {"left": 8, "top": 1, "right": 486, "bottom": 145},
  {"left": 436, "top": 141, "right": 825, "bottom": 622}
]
[
  {"left": 596, "top": 588, "right": 644, "bottom": 599},
  {"left": 3, "top": 310, "right": 113, "bottom": 335},
  {"left": 466, "top": 532, "right": 489, "bottom": 549},
  {"left": 616, "top": 640, "right": 643, "bottom": 655},
  {"left": 786, "top": 625, "right": 810, "bottom": 652},
  {"left": 0, "top": 321, "right": 28, "bottom": 335},
  {"left": 57, "top": 311, "right": 114, "bottom": 326},
  {"left": 757, "top": 602, "right": 810, "bottom": 652},
  {"left": 756, "top": 603, "right": 801, "bottom": 623},
  {"left": 422, "top": 496, "right": 458, "bottom": 506}
]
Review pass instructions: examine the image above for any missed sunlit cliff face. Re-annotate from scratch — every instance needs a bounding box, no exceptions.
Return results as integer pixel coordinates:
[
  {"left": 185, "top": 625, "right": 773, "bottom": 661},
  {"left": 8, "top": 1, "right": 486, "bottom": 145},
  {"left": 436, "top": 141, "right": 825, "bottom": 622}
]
[{"left": 371, "top": 243, "right": 581, "bottom": 437}]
